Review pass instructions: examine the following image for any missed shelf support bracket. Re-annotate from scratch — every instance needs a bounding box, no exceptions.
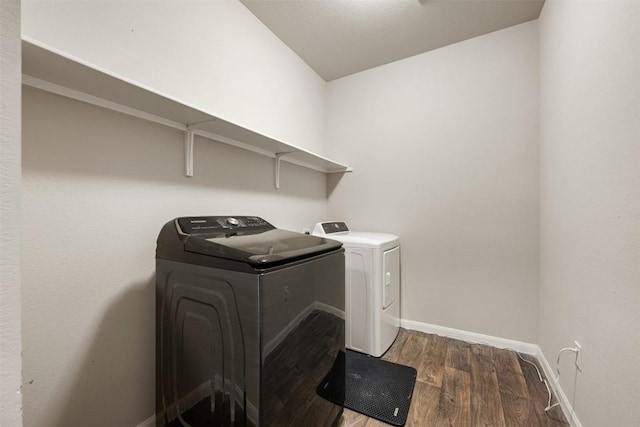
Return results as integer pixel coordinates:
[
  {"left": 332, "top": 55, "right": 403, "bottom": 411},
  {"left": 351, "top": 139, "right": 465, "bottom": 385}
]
[
  {"left": 185, "top": 129, "right": 195, "bottom": 177},
  {"left": 274, "top": 152, "right": 296, "bottom": 189},
  {"left": 183, "top": 119, "right": 216, "bottom": 177}
]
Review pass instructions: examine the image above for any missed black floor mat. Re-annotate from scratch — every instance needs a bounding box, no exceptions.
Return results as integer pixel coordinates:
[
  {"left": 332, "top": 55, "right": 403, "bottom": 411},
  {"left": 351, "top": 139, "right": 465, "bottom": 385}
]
[{"left": 317, "top": 350, "right": 417, "bottom": 426}]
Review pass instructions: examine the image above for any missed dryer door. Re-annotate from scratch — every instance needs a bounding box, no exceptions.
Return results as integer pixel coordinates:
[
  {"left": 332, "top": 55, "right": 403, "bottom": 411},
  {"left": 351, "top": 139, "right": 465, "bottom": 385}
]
[{"left": 382, "top": 246, "right": 400, "bottom": 309}]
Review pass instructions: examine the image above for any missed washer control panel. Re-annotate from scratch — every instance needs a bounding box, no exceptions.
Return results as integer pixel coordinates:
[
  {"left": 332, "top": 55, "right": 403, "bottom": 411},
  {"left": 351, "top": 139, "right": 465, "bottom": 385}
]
[{"left": 177, "top": 216, "right": 273, "bottom": 235}]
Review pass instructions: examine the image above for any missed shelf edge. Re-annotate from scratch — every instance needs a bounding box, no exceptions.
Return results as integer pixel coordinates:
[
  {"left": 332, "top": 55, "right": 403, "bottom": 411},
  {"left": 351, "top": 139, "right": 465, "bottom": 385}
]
[{"left": 22, "top": 37, "right": 352, "bottom": 175}]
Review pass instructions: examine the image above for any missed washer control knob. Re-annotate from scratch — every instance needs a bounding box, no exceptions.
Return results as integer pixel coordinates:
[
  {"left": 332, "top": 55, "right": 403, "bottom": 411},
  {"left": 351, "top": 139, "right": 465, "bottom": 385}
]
[{"left": 226, "top": 217, "right": 240, "bottom": 226}]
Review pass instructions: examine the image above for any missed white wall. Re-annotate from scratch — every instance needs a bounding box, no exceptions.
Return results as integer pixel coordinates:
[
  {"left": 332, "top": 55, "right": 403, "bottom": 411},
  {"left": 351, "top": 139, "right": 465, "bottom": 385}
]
[
  {"left": 326, "top": 22, "right": 539, "bottom": 343},
  {"left": 0, "top": 0, "right": 23, "bottom": 425},
  {"left": 20, "top": 3, "right": 330, "bottom": 425},
  {"left": 21, "top": 88, "right": 327, "bottom": 427},
  {"left": 21, "top": 0, "right": 327, "bottom": 155},
  {"left": 538, "top": 1, "right": 640, "bottom": 425}
]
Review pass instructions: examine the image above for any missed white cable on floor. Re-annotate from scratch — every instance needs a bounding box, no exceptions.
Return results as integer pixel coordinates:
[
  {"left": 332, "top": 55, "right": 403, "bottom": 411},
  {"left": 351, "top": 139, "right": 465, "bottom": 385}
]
[
  {"left": 514, "top": 351, "right": 558, "bottom": 412},
  {"left": 483, "top": 344, "right": 557, "bottom": 414},
  {"left": 468, "top": 340, "right": 576, "bottom": 417},
  {"left": 546, "top": 347, "right": 579, "bottom": 411},
  {"left": 514, "top": 346, "right": 578, "bottom": 413}
]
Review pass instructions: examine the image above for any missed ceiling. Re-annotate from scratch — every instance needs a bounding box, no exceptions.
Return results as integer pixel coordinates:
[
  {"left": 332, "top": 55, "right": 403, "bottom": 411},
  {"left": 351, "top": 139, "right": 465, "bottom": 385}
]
[{"left": 240, "top": 0, "right": 544, "bottom": 81}]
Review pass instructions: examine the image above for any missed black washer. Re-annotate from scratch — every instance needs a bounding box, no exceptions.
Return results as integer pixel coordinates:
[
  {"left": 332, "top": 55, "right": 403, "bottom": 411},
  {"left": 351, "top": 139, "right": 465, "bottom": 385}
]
[{"left": 156, "top": 216, "right": 345, "bottom": 427}]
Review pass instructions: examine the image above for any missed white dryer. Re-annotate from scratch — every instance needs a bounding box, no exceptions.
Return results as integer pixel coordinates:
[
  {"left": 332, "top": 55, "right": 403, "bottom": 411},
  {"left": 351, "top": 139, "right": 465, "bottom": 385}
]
[{"left": 313, "top": 222, "right": 400, "bottom": 357}]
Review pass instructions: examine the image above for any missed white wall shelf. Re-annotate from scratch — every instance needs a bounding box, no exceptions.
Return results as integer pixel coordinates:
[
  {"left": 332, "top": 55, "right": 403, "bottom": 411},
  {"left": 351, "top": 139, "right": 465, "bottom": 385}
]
[{"left": 21, "top": 38, "right": 352, "bottom": 188}]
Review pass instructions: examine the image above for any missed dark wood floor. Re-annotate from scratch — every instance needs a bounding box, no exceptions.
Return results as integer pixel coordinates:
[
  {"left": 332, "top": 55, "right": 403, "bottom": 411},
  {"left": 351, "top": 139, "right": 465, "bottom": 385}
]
[{"left": 339, "top": 329, "right": 569, "bottom": 427}]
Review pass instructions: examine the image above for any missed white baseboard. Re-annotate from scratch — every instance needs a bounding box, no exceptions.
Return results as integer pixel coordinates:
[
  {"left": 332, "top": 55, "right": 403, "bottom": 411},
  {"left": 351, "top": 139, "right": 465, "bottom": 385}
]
[
  {"left": 400, "top": 318, "right": 582, "bottom": 427},
  {"left": 136, "top": 414, "right": 155, "bottom": 427},
  {"left": 151, "top": 380, "right": 212, "bottom": 427},
  {"left": 536, "top": 348, "right": 583, "bottom": 427},
  {"left": 264, "top": 301, "right": 345, "bottom": 357},
  {"left": 137, "top": 380, "right": 257, "bottom": 427},
  {"left": 314, "top": 300, "right": 346, "bottom": 320},
  {"left": 400, "top": 318, "right": 539, "bottom": 355},
  {"left": 263, "top": 302, "right": 316, "bottom": 357}
]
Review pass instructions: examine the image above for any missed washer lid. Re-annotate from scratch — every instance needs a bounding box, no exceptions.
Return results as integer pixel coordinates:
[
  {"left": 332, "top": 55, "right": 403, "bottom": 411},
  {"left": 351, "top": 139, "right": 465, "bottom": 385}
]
[
  {"left": 184, "top": 228, "right": 342, "bottom": 266},
  {"left": 159, "top": 216, "right": 343, "bottom": 268}
]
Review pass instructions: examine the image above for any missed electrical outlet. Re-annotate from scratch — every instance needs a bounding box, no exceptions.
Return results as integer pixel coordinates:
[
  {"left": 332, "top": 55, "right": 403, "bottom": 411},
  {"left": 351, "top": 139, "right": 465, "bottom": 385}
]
[{"left": 574, "top": 340, "right": 582, "bottom": 372}]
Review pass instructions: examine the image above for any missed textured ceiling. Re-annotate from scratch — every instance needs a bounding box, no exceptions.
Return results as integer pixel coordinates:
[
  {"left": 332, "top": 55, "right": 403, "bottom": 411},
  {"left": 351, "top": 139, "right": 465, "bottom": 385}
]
[{"left": 241, "top": 0, "right": 544, "bottom": 81}]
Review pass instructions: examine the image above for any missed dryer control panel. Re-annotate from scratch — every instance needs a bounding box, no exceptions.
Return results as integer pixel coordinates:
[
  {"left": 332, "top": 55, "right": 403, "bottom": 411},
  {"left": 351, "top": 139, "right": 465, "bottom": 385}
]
[{"left": 314, "top": 221, "right": 349, "bottom": 235}]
